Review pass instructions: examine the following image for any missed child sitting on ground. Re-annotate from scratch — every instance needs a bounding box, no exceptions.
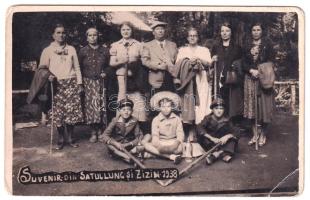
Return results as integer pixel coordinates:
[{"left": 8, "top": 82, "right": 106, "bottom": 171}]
[
  {"left": 197, "top": 98, "right": 239, "bottom": 165},
  {"left": 99, "top": 99, "right": 144, "bottom": 165},
  {"left": 141, "top": 91, "right": 184, "bottom": 165}
]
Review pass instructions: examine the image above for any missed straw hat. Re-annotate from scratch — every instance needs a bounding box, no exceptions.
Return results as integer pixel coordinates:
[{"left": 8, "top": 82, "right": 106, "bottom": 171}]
[{"left": 150, "top": 91, "right": 181, "bottom": 111}]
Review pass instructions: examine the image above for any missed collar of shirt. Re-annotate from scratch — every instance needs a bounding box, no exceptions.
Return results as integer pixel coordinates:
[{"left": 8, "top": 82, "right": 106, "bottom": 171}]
[
  {"left": 211, "top": 114, "right": 229, "bottom": 124},
  {"left": 87, "top": 44, "right": 100, "bottom": 50},
  {"left": 156, "top": 40, "right": 166, "bottom": 47},
  {"left": 116, "top": 116, "right": 137, "bottom": 126},
  {"left": 118, "top": 38, "right": 135, "bottom": 46},
  {"left": 157, "top": 112, "right": 177, "bottom": 122}
]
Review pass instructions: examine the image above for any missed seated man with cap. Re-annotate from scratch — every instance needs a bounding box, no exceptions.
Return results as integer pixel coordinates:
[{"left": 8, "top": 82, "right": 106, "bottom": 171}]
[
  {"left": 197, "top": 98, "right": 239, "bottom": 165},
  {"left": 141, "top": 91, "right": 184, "bottom": 164},
  {"left": 99, "top": 99, "right": 144, "bottom": 165},
  {"left": 141, "top": 21, "right": 178, "bottom": 93}
]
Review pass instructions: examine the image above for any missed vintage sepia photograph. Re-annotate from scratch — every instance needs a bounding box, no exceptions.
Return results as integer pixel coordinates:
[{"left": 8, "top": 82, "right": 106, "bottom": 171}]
[{"left": 5, "top": 6, "right": 304, "bottom": 196}]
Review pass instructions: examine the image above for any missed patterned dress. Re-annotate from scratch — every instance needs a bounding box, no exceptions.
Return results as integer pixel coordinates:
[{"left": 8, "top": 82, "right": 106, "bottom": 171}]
[
  {"left": 78, "top": 45, "right": 109, "bottom": 125},
  {"left": 39, "top": 42, "right": 84, "bottom": 126},
  {"left": 242, "top": 38, "right": 275, "bottom": 123},
  {"left": 51, "top": 78, "right": 84, "bottom": 126}
]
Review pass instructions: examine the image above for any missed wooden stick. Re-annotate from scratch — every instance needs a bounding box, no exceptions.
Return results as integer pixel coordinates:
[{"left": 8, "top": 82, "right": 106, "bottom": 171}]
[
  {"left": 121, "top": 148, "right": 165, "bottom": 186},
  {"left": 254, "top": 80, "right": 259, "bottom": 151},
  {"left": 123, "top": 42, "right": 130, "bottom": 101},
  {"left": 101, "top": 77, "right": 107, "bottom": 127},
  {"left": 163, "top": 143, "right": 222, "bottom": 187},
  {"left": 214, "top": 61, "right": 217, "bottom": 99},
  {"left": 49, "top": 81, "right": 54, "bottom": 155}
]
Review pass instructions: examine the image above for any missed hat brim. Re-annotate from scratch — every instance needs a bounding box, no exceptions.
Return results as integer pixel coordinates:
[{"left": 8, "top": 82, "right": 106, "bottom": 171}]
[
  {"left": 150, "top": 22, "right": 167, "bottom": 30},
  {"left": 150, "top": 91, "right": 181, "bottom": 111},
  {"left": 210, "top": 104, "right": 225, "bottom": 109}
]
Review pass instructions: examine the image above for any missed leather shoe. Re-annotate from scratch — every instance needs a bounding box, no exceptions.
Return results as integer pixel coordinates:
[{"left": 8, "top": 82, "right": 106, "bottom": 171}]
[
  {"left": 68, "top": 143, "right": 79, "bottom": 148},
  {"left": 55, "top": 143, "right": 64, "bottom": 150}
]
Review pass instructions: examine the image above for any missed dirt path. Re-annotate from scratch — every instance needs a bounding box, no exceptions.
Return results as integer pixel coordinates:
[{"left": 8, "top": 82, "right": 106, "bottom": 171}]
[{"left": 11, "top": 114, "right": 299, "bottom": 196}]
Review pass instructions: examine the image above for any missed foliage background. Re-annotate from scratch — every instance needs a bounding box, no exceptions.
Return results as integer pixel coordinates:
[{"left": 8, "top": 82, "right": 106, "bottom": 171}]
[{"left": 12, "top": 11, "right": 299, "bottom": 90}]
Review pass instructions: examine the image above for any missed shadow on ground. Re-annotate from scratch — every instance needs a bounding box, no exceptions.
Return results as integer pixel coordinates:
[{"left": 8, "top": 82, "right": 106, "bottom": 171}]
[{"left": 11, "top": 113, "right": 300, "bottom": 196}]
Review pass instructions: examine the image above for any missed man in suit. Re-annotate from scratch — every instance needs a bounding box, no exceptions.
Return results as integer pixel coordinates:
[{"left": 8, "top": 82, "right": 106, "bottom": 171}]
[{"left": 141, "top": 21, "right": 178, "bottom": 94}]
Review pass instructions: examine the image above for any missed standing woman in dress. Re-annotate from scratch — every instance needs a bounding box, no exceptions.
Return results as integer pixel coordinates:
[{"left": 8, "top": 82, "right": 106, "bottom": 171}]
[
  {"left": 79, "top": 28, "right": 110, "bottom": 143},
  {"left": 39, "top": 24, "right": 84, "bottom": 150},
  {"left": 109, "top": 21, "right": 149, "bottom": 133},
  {"left": 211, "top": 22, "right": 243, "bottom": 126},
  {"left": 173, "top": 27, "right": 213, "bottom": 161},
  {"left": 243, "top": 23, "right": 275, "bottom": 147}
]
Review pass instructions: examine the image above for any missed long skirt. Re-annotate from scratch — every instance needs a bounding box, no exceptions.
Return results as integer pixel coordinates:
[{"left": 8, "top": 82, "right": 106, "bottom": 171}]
[
  {"left": 243, "top": 74, "right": 274, "bottom": 123},
  {"left": 83, "top": 78, "right": 104, "bottom": 124},
  {"left": 49, "top": 78, "right": 84, "bottom": 127},
  {"left": 220, "top": 84, "right": 244, "bottom": 118}
]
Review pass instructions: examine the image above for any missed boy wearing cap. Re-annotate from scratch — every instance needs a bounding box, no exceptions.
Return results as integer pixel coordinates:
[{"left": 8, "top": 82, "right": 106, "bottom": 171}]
[
  {"left": 99, "top": 99, "right": 144, "bottom": 164},
  {"left": 141, "top": 91, "right": 184, "bottom": 164},
  {"left": 141, "top": 21, "right": 178, "bottom": 93},
  {"left": 197, "top": 98, "right": 239, "bottom": 164}
]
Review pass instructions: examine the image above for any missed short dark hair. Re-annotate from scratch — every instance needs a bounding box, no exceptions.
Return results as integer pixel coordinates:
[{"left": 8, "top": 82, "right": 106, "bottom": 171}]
[
  {"left": 159, "top": 98, "right": 175, "bottom": 108},
  {"left": 52, "top": 23, "right": 65, "bottom": 34},
  {"left": 251, "top": 22, "right": 263, "bottom": 31},
  {"left": 119, "top": 21, "right": 135, "bottom": 31}
]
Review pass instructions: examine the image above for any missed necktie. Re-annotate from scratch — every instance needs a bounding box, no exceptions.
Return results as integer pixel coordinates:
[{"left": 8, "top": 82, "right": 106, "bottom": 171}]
[{"left": 160, "top": 42, "right": 164, "bottom": 49}]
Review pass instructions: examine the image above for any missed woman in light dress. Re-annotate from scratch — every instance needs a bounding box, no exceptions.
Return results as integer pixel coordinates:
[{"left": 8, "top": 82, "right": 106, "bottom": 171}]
[{"left": 175, "top": 27, "right": 213, "bottom": 161}]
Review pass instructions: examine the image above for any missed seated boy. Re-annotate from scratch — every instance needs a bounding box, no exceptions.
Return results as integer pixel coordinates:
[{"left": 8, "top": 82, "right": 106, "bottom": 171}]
[
  {"left": 99, "top": 99, "right": 144, "bottom": 165},
  {"left": 141, "top": 91, "right": 184, "bottom": 164},
  {"left": 197, "top": 98, "right": 239, "bottom": 165}
]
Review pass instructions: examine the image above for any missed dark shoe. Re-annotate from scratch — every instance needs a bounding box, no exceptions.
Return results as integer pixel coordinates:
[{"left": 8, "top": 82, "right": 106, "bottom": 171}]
[
  {"left": 68, "top": 142, "right": 79, "bottom": 148},
  {"left": 55, "top": 143, "right": 64, "bottom": 150},
  {"left": 89, "top": 134, "right": 97, "bottom": 143},
  {"left": 222, "top": 155, "right": 233, "bottom": 163},
  {"left": 206, "top": 154, "right": 216, "bottom": 165},
  {"left": 173, "top": 155, "right": 182, "bottom": 165},
  {"left": 221, "top": 152, "right": 233, "bottom": 163}
]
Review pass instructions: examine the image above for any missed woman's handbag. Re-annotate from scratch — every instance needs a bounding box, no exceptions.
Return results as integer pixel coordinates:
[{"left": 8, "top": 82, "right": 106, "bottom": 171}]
[
  {"left": 225, "top": 59, "right": 243, "bottom": 85},
  {"left": 258, "top": 62, "right": 275, "bottom": 89},
  {"left": 225, "top": 70, "right": 238, "bottom": 84}
]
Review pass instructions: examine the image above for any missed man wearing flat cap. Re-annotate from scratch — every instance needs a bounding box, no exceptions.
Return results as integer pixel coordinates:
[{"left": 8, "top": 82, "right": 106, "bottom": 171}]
[{"left": 141, "top": 21, "right": 178, "bottom": 93}]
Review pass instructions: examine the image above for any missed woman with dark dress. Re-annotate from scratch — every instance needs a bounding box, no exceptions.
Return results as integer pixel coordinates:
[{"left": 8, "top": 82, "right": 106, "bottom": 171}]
[
  {"left": 211, "top": 22, "right": 243, "bottom": 125},
  {"left": 79, "top": 28, "right": 110, "bottom": 143},
  {"left": 242, "top": 23, "right": 275, "bottom": 147}
]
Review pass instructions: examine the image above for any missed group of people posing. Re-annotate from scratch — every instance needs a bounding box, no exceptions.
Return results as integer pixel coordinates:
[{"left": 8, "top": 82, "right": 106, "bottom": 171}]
[{"left": 31, "top": 19, "right": 275, "bottom": 166}]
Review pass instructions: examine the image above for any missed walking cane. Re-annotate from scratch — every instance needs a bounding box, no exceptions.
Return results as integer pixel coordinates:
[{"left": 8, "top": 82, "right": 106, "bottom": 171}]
[
  {"left": 163, "top": 142, "right": 221, "bottom": 187},
  {"left": 49, "top": 81, "right": 54, "bottom": 155},
  {"left": 214, "top": 61, "right": 217, "bottom": 99},
  {"left": 101, "top": 76, "right": 107, "bottom": 128},
  {"left": 121, "top": 148, "right": 165, "bottom": 186},
  {"left": 254, "top": 80, "right": 259, "bottom": 150}
]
